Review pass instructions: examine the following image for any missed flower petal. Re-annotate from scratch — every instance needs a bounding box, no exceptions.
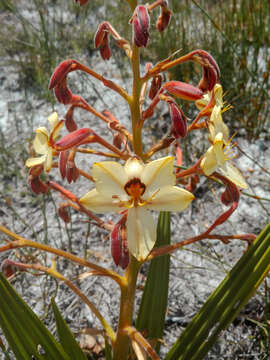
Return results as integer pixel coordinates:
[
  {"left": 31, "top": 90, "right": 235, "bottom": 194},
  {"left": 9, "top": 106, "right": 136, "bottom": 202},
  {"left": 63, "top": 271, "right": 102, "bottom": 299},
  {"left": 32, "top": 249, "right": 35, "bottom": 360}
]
[
  {"left": 44, "top": 147, "right": 53, "bottom": 173},
  {"left": 25, "top": 155, "right": 46, "bottom": 168},
  {"left": 124, "top": 157, "right": 144, "bottom": 178},
  {"left": 126, "top": 207, "right": 156, "bottom": 261},
  {"left": 80, "top": 189, "right": 121, "bottom": 213},
  {"left": 201, "top": 146, "right": 218, "bottom": 176},
  {"left": 93, "top": 162, "right": 128, "bottom": 199},
  {"left": 141, "top": 156, "right": 175, "bottom": 198},
  {"left": 48, "top": 112, "right": 59, "bottom": 131},
  {"left": 33, "top": 129, "right": 49, "bottom": 154},
  {"left": 145, "top": 185, "right": 194, "bottom": 212},
  {"left": 219, "top": 162, "right": 248, "bottom": 189}
]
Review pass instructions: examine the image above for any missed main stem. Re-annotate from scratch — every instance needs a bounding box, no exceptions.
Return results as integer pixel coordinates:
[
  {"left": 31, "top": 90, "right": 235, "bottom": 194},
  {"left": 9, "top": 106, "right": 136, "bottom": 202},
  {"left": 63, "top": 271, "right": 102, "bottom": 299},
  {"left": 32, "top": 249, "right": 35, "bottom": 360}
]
[
  {"left": 113, "top": 256, "right": 141, "bottom": 359},
  {"left": 130, "top": 44, "right": 144, "bottom": 158}
]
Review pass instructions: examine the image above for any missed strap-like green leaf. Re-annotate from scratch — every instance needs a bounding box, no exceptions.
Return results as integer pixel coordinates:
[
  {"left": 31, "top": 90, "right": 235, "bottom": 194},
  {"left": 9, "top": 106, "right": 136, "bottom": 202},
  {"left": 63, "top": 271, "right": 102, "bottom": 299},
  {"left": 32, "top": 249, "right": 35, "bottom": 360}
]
[
  {"left": 136, "top": 211, "right": 171, "bottom": 353},
  {"left": 0, "top": 273, "right": 70, "bottom": 360},
  {"left": 52, "top": 299, "right": 87, "bottom": 360},
  {"left": 166, "top": 222, "right": 270, "bottom": 360}
]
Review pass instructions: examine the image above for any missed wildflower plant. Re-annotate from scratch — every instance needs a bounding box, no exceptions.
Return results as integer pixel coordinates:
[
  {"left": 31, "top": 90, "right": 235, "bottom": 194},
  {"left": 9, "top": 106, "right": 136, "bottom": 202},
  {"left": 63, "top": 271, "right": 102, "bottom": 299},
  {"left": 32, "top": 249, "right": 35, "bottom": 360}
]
[{"left": 0, "top": 0, "right": 269, "bottom": 359}]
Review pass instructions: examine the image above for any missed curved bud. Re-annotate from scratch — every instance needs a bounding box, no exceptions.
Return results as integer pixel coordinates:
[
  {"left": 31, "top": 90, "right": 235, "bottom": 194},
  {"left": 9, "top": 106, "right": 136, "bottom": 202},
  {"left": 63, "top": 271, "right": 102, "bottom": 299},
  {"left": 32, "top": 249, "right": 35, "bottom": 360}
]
[
  {"left": 59, "top": 150, "right": 69, "bottom": 179},
  {"left": 65, "top": 106, "right": 78, "bottom": 132},
  {"left": 111, "top": 215, "right": 129, "bottom": 269},
  {"left": 168, "top": 101, "right": 187, "bottom": 138},
  {"left": 163, "top": 81, "right": 203, "bottom": 101},
  {"left": 220, "top": 182, "right": 240, "bottom": 206},
  {"left": 29, "top": 176, "right": 49, "bottom": 194},
  {"left": 74, "top": 0, "right": 88, "bottom": 5},
  {"left": 1, "top": 259, "right": 15, "bottom": 278},
  {"left": 49, "top": 60, "right": 78, "bottom": 90},
  {"left": 58, "top": 204, "right": 71, "bottom": 223},
  {"left": 156, "top": 2, "right": 172, "bottom": 32},
  {"left": 190, "top": 50, "right": 220, "bottom": 91},
  {"left": 55, "top": 128, "right": 94, "bottom": 151},
  {"left": 149, "top": 74, "right": 162, "bottom": 99},
  {"left": 130, "top": 5, "right": 150, "bottom": 47},
  {"left": 54, "top": 79, "right": 74, "bottom": 105}
]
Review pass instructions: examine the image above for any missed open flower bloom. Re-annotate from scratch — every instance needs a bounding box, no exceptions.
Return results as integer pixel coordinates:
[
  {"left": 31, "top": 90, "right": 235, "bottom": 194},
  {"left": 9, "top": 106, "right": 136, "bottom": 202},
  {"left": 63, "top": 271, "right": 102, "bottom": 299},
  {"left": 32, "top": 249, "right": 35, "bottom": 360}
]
[
  {"left": 196, "top": 84, "right": 229, "bottom": 142},
  {"left": 201, "top": 132, "right": 248, "bottom": 189},
  {"left": 26, "top": 112, "right": 63, "bottom": 172},
  {"left": 80, "top": 156, "right": 194, "bottom": 261}
]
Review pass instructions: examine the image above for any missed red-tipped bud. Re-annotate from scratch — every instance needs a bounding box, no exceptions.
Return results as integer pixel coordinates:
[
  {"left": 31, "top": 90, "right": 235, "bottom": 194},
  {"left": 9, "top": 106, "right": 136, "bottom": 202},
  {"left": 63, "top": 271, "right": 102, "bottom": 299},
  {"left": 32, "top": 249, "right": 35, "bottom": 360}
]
[
  {"left": 59, "top": 150, "right": 69, "bottom": 179},
  {"left": 54, "top": 79, "right": 74, "bottom": 105},
  {"left": 149, "top": 74, "right": 162, "bottom": 99},
  {"left": 168, "top": 101, "right": 187, "bottom": 138},
  {"left": 66, "top": 160, "right": 80, "bottom": 183},
  {"left": 29, "top": 177, "right": 49, "bottom": 195},
  {"left": 74, "top": 0, "right": 88, "bottom": 5},
  {"left": 58, "top": 204, "right": 71, "bottom": 223},
  {"left": 111, "top": 215, "right": 129, "bottom": 269},
  {"left": 28, "top": 165, "right": 49, "bottom": 194},
  {"left": 94, "top": 22, "right": 111, "bottom": 60},
  {"left": 65, "top": 106, "right": 78, "bottom": 132},
  {"left": 220, "top": 182, "right": 240, "bottom": 206},
  {"left": 156, "top": 2, "right": 172, "bottom": 32},
  {"left": 130, "top": 5, "right": 150, "bottom": 47},
  {"left": 1, "top": 259, "right": 16, "bottom": 278},
  {"left": 55, "top": 128, "right": 94, "bottom": 151},
  {"left": 49, "top": 60, "right": 78, "bottom": 90},
  {"left": 163, "top": 81, "right": 203, "bottom": 101},
  {"left": 190, "top": 50, "right": 220, "bottom": 91}
]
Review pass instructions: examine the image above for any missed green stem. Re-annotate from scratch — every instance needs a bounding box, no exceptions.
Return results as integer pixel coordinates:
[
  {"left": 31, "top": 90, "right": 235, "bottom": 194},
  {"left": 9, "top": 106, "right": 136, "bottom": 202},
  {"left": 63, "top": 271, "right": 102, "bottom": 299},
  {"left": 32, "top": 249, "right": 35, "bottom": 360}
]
[
  {"left": 113, "top": 256, "right": 141, "bottom": 360},
  {"left": 130, "top": 44, "right": 144, "bottom": 158}
]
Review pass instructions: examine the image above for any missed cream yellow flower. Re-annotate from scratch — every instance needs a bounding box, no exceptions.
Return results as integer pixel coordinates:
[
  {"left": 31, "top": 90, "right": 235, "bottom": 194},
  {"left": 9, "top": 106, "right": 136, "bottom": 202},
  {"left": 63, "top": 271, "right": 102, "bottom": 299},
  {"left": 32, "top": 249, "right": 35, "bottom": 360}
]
[
  {"left": 26, "top": 112, "right": 63, "bottom": 172},
  {"left": 80, "top": 156, "right": 194, "bottom": 261},
  {"left": 201, "top": 132, "right": 248, "bottom": 189}
]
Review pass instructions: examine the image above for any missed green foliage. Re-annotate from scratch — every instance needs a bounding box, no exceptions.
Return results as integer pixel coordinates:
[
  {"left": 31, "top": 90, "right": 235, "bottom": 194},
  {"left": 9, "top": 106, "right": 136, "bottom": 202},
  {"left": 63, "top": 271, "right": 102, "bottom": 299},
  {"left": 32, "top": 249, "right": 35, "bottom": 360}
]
[
  {"left": 165, "top": 222, "right": 270, "bottom": 360},
  {"left": 136, "top": 212, "right": 171, "bottom": 353}
]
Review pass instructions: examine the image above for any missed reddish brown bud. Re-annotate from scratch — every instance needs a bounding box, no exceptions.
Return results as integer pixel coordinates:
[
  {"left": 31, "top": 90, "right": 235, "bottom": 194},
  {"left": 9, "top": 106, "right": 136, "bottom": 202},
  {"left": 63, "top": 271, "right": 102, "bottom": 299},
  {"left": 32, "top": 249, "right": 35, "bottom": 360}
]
[
  {"left": 65, "top": 106, "right": 78, "bottom": 132},
  {"left": 58, "top": 204, "right": 71, "bottom": 223},
  {"left": 111, "top": 215, "right": 129, "bottom": 269},
  {"left": 130, "top": 5, "right": 150, "bottom": 47},
  {"left": 168, "top": 101, "right": 187, "bottom": 138},
  {"left": 59, "top": 150, "right": 69, "bottom": 179},
  {"left": 1, "top": 259, "right": 15, "bottom": 278},
  {"left": 66, "top": 159, "right": 80, "bottom": 183},
  {"left": 94, "top": 22, "right": 111, "bottom": 60},
  {"left": 149, "top": 74, "right": 162, "bottom": 99},
  {"left": 74, "top": 0, "right": 88, "bottom": 5},
  {"left": 49, "top": 60, "right": 78, "bottom": 90},
  {"left": 54, "top": 79, "right": 73, "bottom": 105},
  {"left": 29, "top": 177, "right": 49, "bottom": 195},
  {"left": 55, "top": 128, "right": 94, "bottom": 151},
  {"left": 221, "top": 182, "right": 240, "bottom": 206},
  {"left": 163, "top": 81, "right": 203, "bottom": 101},
  {"left": 190, "top": 50, "right": 220, "bottom": 91},
  {"left": 156, "top": 2, "right": 172, "bottom": 32}
]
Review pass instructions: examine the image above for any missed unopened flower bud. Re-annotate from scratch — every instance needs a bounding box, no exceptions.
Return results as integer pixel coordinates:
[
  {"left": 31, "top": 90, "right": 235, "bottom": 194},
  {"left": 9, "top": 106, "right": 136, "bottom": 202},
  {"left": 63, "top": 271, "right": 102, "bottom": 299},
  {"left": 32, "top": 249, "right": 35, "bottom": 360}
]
[
  {"left": 149, "top": 74, "right": 162, "bottom": 99},
  {"left": 55, "top": 128, "right": 94, "bottom": 151},
  {"left": 220, "top": 182, "right": 240, "bottom": 206},
  {"left": 190, "top": 50, "right": 220, "bottom": 91},
  {"left": 49, "top": 60, "right": 77, "bottom": 90},
  {"left": 130, "top": 5, "right": 150, "bottom": 47},
  {"left": 156, "top": 2, "right": 172, "bottom": 32},
  {"left": 58, "top": 204, "right": 71, "bottom": 223},
  {"left": 65, "top": 106, "right": 78, "bottom": 132},
  {"left": 94, "top": 22, "right": 111, "bottom": 60},
  {"left": 74, "top": 0, "right": 88, "bottom": 5},
  {"left": 1, "top": 259, "right": 15, "bottom": 278},
  {"left": 168, "top": 101, "right": 187, "bottom": 138},
  {"left": 111, "top": 215, "right": 129, "bottom": 269},
  {"left": 28, "top": 165, "right": 49, "bottom": 194},
  {"left": 163, "top": 81, "right": 203, "bottom": 101},
  {"left": 54, "top": 79, "right": 74, "bottom": 105}
]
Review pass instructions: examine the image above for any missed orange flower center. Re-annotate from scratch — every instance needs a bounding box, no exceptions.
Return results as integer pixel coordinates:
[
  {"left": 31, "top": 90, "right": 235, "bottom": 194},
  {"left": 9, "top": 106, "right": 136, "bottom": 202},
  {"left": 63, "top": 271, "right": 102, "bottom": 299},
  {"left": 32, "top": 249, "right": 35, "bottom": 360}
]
[{"left": 124, "top": 178, "right": 146, "bottom": 206}]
